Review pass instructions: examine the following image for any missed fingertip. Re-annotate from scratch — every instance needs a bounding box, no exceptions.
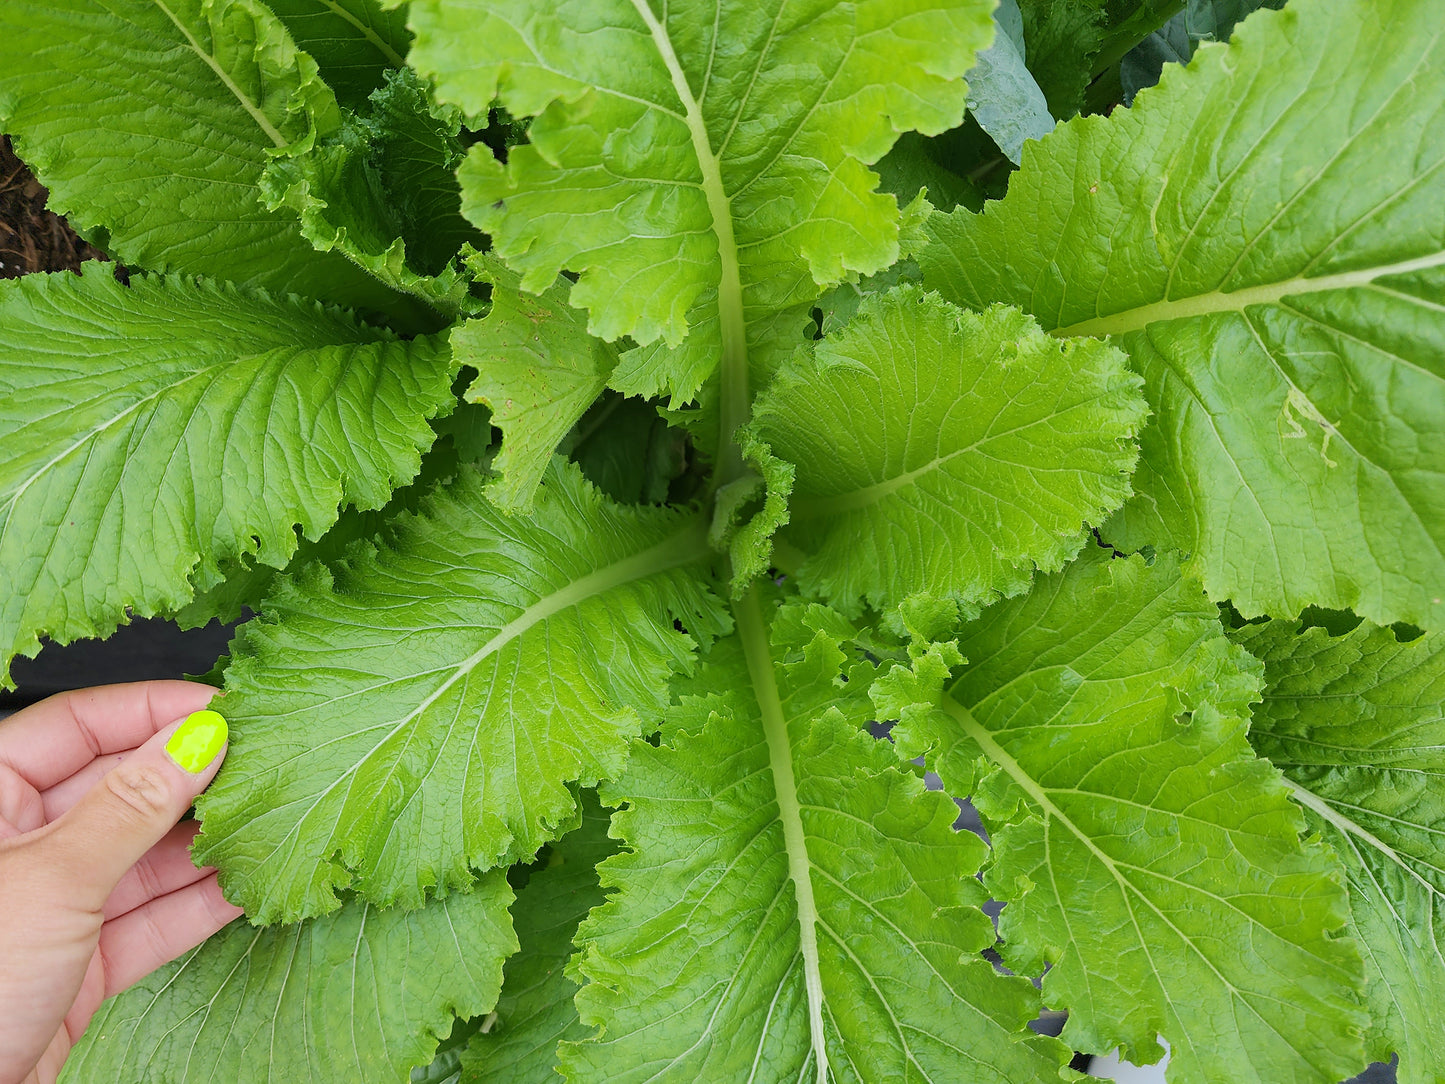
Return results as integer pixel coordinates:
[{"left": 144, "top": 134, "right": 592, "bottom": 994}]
[
  {"left": 48, "top": 716, "right": 230, "bottom": 907},
  {"left": 192, "top": 871, "right": 247, "bottom": 934},
  {"left": 98, "top": 873, "right": 247, "bottom": 998},
  {"left": 0, "top": 680, "right": 224, "bottom": 794}
]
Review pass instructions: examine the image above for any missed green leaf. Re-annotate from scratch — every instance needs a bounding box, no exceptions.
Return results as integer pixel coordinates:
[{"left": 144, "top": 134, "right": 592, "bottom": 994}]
[
  {"left": 455, "top": 263, "right": 616, "bottom": 512},
  {"left": 966, "top": 0, "right": 1055, "bottom": 164},
  {"left": 1238, "top": 619, "right": 1445, "bottom": 1084},
  {"left": 1119, "top": 0, "right": 1284, "bottom": 104},
  {"left": 809, "top": 190, "right": 935, "bottom": 340},
  {"left": 921, "top": 0, "right": 1445, "bottom": 631},
  {"left": 872, "top": 133, "right": 984, "bottom": 216},
  {"left": 413, "top": 1017, "right": 482, "bottom": 1084},
  {"left": 878, "top": 547, "right": 1368, "bottom": 1084},
  {"left": 0, "top": 264, "right": 454, "bottom": 687},
  {"left": 173, "top": 398, "right": 494, "bottom": 630},
  {"left": 360, "top": 68, "right": 482, "bottom": 276},
  {"left": 458, "top": 793, "right": 618, "bottom": 1083},
  {"left": 562, "top": 593, "right": 1071, "bottom": 1083},
  {"left": 260, "top": 67, "right": 482, "bottom": 322},
  {"left": 563, "top": 394, "right": 688, "bottom": 506},
  {"left": 751, "top": 286, "right": 1145, "bottom": 617},
  {"left": 1016, "top": 0, "right": 1180, "bottom": 117},
  {"left": 61, "top": 879, "right": 517, "bottom": 1084},
  {"left": 193, "top": 462, "right": 726, "bottom": 922},
  {"left": 1015, "top": 0, "right": 1102, "bottom": 116},
  {"left": 263, "top": 0, "right": 412, "bottom": 107},
  {"left": 0, "top": 0, "right": 428, "bottom": 323},
  {"left": 809, "top": 187, "right": 935, "bottom": 337},
  {"left": 407, "top": 0, "right": 991, "bottom": 409},
  {"left": 814, "top": 261, "right": 924, "bottom": 340}
]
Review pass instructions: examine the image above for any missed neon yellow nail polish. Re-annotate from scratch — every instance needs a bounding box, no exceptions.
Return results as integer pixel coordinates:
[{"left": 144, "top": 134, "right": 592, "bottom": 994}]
[{"left": 165, "top": 709, "right": 228, "bottom": 774}]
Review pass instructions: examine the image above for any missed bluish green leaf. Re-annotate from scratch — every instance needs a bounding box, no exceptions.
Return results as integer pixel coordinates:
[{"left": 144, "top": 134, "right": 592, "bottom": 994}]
[
  {"left": 1119, "top": 0, "right": 1284, "bottom": 103},
  {"left": 966, "top": 0, "right": 1055, "bottom": 164}
]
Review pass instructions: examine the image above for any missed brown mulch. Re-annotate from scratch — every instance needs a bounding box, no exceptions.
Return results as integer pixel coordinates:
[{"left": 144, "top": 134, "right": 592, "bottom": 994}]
[{"left": 0, "top": 133, "right": 108, "bottom": 278}]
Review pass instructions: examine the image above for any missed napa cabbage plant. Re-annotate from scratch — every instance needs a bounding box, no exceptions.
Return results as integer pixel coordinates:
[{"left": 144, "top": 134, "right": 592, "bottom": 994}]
[{"left": 0, "top": 0, "right": 1441, "bottom": 1081}]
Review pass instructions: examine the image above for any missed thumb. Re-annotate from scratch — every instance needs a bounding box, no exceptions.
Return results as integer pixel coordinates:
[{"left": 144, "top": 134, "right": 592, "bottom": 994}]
[{"left": 46, "top": 709, "right": 228, "bottom": 911}]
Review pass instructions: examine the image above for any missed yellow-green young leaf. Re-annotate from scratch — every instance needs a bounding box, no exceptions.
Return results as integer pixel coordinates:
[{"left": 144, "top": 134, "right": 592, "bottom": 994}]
[
  {"left": 707, "top": 431, "right": 794, "bottom": 598},
  {"left": 61, "top": 880, "right": 516, "bottom": 1084},
  {"left": 563, "top": 595, "right": 1071, "bottom": 1084},
  {"left": 751, "top": 286, "right": 1145, "bottom": 616},
  {"left": 193, "top": 462, "right": 726, "bottom": 923},
  {"left": 407, "top": 0, "right": 991, "bottom": 407},
  {"left": 0, "top": 0, "right": 430, "bottom": 324},
  {"left": 457, "top": 793, "right": 617, "bottom": 1083},
  {"left": 875, "top": 547, "right": 1368, "bottom": 1084},
  {"left": 0, "top": 264, "right": 455, "bottom": 688},
  {"left": 920, "top": 0, "right": 1445, "bottom": 630},
  {"left": 263, "top": 0, "right": 412, "bottom": 107},
  {"left": 1238, "top": 619, "right": 1445, "bottom": 1084},
  {"left": 455, "top": 263, "right": 616, "bottom": 512}
]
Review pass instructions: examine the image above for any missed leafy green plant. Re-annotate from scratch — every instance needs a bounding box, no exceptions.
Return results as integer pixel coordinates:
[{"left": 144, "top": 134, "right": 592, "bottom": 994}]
[{"left": 0, "top": 0, "right": 1440, "bottom": 1081}]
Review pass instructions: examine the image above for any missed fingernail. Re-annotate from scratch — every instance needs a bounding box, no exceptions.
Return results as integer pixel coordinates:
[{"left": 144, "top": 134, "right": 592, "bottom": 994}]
[{"left": 165, "top": 710, "right": 229, "bottom": 774}]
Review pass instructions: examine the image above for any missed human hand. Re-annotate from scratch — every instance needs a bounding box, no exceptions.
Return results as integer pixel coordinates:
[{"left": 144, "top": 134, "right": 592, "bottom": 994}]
[{"left": 0, "top": 681, "right": 245, "bottom": 1084}]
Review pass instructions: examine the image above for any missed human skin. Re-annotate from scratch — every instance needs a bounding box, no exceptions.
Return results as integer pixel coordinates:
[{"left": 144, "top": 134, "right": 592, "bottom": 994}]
[{"left": 0, "top": 681, "right": 245, "bottom": 1084}]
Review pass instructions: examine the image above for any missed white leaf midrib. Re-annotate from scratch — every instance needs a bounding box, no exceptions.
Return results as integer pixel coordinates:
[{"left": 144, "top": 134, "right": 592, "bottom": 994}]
[
  {"left": 1282, "top": 776, "right": 1445, "bottom": 901},
  {"left": 735, "top": 588, "right": 830, "bottom": 1083},
  {"left": 1052, "top": 249, "right": 1445, "bottom": 339},
  {"left": 625, "top": 0, "right": 750, "bottom": 483}
]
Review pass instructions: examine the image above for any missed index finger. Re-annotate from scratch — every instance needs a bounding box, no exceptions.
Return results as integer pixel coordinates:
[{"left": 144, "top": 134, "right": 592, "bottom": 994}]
[{"left": 0, "top": 680, "right": 218, "bottom": 790}]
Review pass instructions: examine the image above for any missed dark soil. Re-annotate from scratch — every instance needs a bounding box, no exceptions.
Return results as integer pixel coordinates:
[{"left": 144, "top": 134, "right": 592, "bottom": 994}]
[{"left": 0, "top": 133, "right": 107, "bottom": 277}]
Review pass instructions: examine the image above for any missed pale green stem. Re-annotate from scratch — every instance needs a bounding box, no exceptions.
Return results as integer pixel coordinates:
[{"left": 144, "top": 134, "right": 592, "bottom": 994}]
[
  {"left": 1052, "top": 249, "right": 1445, "bottom": 339},
  {"left": 735, "top": 586, "right": 830, "bottom": 1083},
  {"left": 1281, "top": 777, "right": 1440, "bottom": 899},
  {"left": 628, "top": 0, "right": 750, "bottom": 487}
]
